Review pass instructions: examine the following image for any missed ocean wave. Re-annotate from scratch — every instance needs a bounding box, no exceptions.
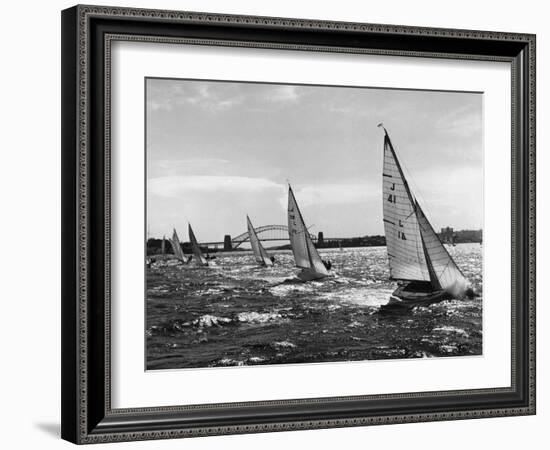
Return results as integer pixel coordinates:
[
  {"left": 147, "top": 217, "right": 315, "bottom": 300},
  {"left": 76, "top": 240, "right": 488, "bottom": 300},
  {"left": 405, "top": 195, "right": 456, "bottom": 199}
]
[
  {"left": 193, "top": 314, "right": 232, "bottom": 328},
  {"left": 268, "top": 283, "right": 316, "bottom": 297},
  {"left": 213, "top": 354, "right": 269, "bottom": 366},
  {"left": 248, "top": 356, "right": 267, "bottom": 363},
  {"left": 237, "top": 311, "right": 284, "bottom": 324},
  {"left": 215, "top": 358, "right": 245, "bottom": 367},
  {"left": 439, "top": 344, "right": 459, "bottom": 354},
  {"left": 432, "top": 326, "right": 469, "bottom": 337},
  {"left": 318, "top": 287, "right": 393, "bottom": 307},
  {"left": 273, "top": 340, "right": 296, "bottom": 349}
]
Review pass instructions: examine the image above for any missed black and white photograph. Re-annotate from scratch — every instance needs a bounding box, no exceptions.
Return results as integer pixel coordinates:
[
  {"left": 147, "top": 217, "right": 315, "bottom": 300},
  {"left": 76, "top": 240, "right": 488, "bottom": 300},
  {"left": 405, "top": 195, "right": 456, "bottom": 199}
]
[
  {"left": 51, "top": 1, "right": 539, "bottom": 446},
  {"left": 145, "top": 78, "right": 483, "bottom": 370}
]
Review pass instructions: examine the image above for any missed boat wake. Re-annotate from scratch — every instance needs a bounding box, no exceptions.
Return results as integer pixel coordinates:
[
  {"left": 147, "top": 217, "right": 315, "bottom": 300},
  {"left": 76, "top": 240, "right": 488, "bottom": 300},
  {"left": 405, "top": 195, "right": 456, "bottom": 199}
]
[{"left": 318, "top": 287, "right": 394, "bottom": 307}]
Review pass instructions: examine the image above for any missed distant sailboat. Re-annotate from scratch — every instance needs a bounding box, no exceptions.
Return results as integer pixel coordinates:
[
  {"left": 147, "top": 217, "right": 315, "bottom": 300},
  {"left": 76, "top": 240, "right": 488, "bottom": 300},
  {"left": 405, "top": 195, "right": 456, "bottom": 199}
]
[
  {"left": 287, "top": 185, "right": 330, "bottom": 281},
  {"left": 169, "top": 228, "right": 188, "bottom": 263},
  {"left": 379, "top": 125, "right": 473, "bottom": 309},
  {"left": 247, "top": 215, "right": 273, "bottom": 267},
  {"left": 188, "top": 223, "right": 208, "bottom": 266}
]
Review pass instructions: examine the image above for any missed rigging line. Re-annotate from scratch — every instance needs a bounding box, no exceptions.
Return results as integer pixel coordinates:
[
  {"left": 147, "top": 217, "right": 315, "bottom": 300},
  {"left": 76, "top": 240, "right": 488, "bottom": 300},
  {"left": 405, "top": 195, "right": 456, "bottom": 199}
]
[
  {"left": 291, "top": 229, "right": 315, "bottom": 238},
  {"left": 439, "top": 259, "right": 453, "bottom": 277},
  {"left": 404, "top": 210, "right": 416, "bottom": 221}
]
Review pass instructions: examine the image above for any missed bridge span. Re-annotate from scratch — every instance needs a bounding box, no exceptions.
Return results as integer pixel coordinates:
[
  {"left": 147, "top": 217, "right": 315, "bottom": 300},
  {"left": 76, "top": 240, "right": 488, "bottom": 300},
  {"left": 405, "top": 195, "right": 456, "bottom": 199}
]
[{"left": 199, "top": 224, "right": 330, "bottom": 250}]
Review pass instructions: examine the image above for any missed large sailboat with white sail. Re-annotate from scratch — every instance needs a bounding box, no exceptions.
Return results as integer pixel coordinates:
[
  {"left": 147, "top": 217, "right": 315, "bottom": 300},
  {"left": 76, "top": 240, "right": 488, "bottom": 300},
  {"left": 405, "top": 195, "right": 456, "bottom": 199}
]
[
  {"left": 247, "top": 215, "right": 274, "bottom": 267},
  {"left": 287, "top": 185, "right": 330, "bottom": 281},
  {"left": 188, "top": 223, "right": 208, "bottom": 266},
  {"left": 379, "top": 124, "right": 474, "bottom": 309}
]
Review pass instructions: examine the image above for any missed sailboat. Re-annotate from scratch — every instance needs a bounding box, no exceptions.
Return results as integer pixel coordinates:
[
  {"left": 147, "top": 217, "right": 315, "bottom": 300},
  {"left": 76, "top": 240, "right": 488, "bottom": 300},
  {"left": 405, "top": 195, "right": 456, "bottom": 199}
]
[
  {"left": 188, "top": 223, "right": 208, "bottom": 266},
  {"left": 247, "top": 215, "right": 273, "bottom": 267},
  {"left": 169, "top": 228, "right": 188, "bottom": 263},
  {"left": 379, "top": 125, "right": 473, "bottom": 309},
  {"left": 287, "top": 185, "right": 330, "bottom": 281}
]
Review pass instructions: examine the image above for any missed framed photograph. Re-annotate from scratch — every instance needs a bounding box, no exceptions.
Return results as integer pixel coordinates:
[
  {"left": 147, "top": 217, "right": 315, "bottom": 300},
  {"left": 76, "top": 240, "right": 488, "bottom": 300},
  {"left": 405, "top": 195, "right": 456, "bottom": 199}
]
[{"left": 61, "top": 5, "right": 536, "bottom": 444}]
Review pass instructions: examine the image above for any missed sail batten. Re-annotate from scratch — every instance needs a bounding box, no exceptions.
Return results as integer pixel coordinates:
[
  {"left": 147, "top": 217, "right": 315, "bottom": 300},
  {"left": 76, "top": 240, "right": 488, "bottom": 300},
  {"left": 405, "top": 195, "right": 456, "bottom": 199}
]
[
  {"left": 288, "top": 186, "right": 328, "bottom": 276},
  {"left": 188, "top": 224, "right": 208, "bottom": 266},
  {"left": 247, "top": 216, "right": 273, "bottom": 266}
]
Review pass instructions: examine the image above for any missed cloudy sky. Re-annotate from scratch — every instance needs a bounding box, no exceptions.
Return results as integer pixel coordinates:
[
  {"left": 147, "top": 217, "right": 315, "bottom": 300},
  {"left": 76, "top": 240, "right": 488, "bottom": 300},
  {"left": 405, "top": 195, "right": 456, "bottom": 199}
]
[{"left": 146, "top": 78, "right": 483, "bottom": 243}]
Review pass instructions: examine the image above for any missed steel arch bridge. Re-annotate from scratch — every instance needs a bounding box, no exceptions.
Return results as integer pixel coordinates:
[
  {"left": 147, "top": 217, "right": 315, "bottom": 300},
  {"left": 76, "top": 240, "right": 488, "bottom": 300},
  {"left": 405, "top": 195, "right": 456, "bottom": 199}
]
[{"left": 231, "top": 224, "right": 317, "bottom": 249}]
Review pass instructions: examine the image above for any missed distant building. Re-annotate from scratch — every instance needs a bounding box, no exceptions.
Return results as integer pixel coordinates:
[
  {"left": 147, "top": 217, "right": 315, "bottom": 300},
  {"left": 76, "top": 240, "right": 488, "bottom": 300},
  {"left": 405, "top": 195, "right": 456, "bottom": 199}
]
[
  {"left": 223, "top": 234, "right": 232, "bottom": 251},
  {"left": 317, "top": 231, "right": 324, "bottom": 247},
  {"left": 440, "top": 227, "right": 454, "bottom": 244},
  {"left": 438, "top": 227, "right": 482, "bottom": 244}
]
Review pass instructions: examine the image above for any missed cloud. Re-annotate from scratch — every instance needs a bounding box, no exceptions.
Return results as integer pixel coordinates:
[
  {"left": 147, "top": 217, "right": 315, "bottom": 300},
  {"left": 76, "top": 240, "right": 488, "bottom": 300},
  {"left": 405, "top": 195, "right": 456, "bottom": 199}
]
[
  {"left": 264, "top": 85, "right": 300, "bottom": 103},
  {"left": 148, "top": 100, "right": 173, "bottom": 112},
  {"left": 434, "top": 104, "right": 482, "bottom": 137},
  {"left": 147, "top": 82, "right": 244, "bottom": 113},
  {"left": 288, "top": 183, "right": 377, "bottom": 208},
  {"left": 148, "top": 175, "right": 284, "bottom": 198},
  {"left": 153, "top": 158, "right": 229, "bottom": 174}
]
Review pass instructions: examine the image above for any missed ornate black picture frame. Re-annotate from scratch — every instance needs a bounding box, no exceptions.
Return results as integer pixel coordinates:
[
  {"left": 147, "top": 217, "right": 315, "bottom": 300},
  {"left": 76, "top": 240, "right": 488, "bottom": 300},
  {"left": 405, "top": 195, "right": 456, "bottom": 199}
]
[{"left": 61, "top": 4, "right": 535, "bottom": 444}]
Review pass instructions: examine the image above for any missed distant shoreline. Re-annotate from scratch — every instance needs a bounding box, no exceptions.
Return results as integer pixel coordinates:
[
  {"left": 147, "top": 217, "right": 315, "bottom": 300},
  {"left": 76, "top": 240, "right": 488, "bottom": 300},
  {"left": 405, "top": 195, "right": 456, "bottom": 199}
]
[
  {"left": 147, "top": 241, "right": 481, "bottom": 258},
  {"left": 147, "top": 228, "right": 482, "bottom": 256}
]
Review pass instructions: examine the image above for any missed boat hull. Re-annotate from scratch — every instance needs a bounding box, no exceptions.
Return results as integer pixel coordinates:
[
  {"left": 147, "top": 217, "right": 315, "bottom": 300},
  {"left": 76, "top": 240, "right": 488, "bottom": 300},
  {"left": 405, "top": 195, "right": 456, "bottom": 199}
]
[{"left": 380, "top": 281, "right": 452, "bottom": 312}]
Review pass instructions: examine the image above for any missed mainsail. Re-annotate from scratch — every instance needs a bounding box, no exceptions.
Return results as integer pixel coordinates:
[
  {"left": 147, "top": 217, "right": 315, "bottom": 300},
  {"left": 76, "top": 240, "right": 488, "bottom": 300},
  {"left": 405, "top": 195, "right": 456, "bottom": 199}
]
[
  {"left": 381, "top": 126, "right": 466, "bottom": 292},
  {"left": 287, "top": 186, "right": 328, "bottom": 276},
  {"left": 247, "top": 216, "right": 273, "bottom": 266},
  {"left": 188, "top": 223, "right": 208, "bottom": 266},
  {"left": 382, "top": 133, "right": 430, "bottom": 282},
  {"left": 170, "top": 228, "right": 186, "bottom": 262}
]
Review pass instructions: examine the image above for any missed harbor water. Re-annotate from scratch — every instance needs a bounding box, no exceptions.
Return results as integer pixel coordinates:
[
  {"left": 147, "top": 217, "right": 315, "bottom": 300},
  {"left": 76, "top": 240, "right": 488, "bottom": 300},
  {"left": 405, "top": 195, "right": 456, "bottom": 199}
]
[{"left": 146, "top": 243, "right": 482, "bottom": 370}]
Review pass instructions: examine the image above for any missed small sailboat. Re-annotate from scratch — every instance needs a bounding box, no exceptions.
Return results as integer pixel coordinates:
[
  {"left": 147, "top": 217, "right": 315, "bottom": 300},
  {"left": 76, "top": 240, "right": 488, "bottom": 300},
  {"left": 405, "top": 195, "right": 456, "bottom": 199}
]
[
  {"left": 188, "top": 223, "right": 208, "bottom": 266},
  {"left": 287, "top": 185, "right": 330, "bottom": 281},
  {"left": 247, "top": 215, "right": 274, "bottom": 267},
  {"left": 169, "top": 228, "right": 188, "bottom": 263},
  {"left": 379, "top": 125, "right": 473, "bottom": 310}
]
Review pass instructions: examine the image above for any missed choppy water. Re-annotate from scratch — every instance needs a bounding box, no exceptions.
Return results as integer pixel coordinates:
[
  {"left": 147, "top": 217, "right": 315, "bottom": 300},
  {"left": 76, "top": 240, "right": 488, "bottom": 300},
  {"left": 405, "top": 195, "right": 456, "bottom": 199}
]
[{"left": 146, "top": 244, "right": 482, "bottom": 370}]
